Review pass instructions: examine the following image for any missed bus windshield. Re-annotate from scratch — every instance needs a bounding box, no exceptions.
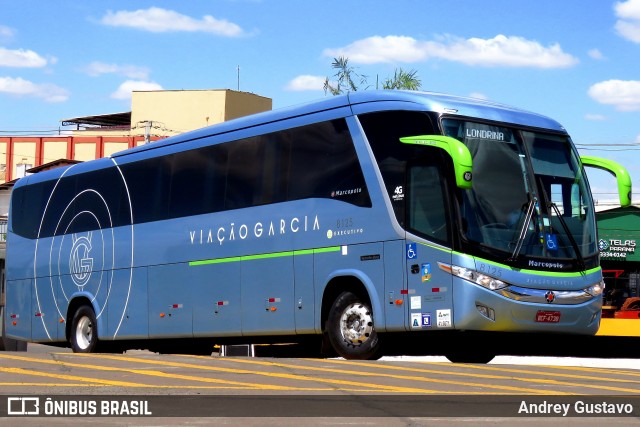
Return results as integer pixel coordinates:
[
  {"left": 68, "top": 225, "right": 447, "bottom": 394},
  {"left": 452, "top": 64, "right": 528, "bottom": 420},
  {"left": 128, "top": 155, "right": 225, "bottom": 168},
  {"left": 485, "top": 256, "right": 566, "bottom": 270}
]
[{"left": 442, "top": 119, "right": 597, "bottom": 266}]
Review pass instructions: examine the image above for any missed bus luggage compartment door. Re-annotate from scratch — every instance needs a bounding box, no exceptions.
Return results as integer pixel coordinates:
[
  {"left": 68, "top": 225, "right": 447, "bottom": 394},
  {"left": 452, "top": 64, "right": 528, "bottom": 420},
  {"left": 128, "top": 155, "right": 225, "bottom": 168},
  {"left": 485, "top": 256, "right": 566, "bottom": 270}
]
[
  {"left": 241, "top": 256, "right": 295, "bottom": 336},
  {"left": 4, "top": 279, "right": 31, "bottom": 341},
  {"left": 148, "top": 264, "right": 193, "bottom": 338},
  {"left": 384, "top": 240, "right": 407, "bottom": 331}
]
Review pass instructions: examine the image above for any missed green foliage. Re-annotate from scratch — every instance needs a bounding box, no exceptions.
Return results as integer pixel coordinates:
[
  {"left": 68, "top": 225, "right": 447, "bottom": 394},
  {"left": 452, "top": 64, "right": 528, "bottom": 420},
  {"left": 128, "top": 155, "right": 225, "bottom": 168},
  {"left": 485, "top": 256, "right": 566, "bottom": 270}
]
[
  {"left": 323, "top": 56, "right": 368, "bottom": 95},
  {"left": 324, "top": 56, "right": 421, "bottom": 95},
  {"left": 381, "top": 68, "right": 421, "bottom": 90}
]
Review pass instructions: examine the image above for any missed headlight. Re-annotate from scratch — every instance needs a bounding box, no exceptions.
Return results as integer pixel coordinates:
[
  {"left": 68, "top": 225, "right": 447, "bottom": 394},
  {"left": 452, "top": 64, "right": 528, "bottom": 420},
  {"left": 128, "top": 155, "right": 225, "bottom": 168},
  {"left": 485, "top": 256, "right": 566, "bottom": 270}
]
[
  {"left": 584, "top": 280, "right": 605, "bottom": 297},
  {"left": 449, "top": 265, "right": 509, "bottom": 291}
]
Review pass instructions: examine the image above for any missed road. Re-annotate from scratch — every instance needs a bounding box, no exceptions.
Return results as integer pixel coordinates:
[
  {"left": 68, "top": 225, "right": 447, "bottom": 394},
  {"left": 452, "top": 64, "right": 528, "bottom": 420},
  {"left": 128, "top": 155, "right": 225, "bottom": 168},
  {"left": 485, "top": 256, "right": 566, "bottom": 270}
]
[{"left": 0, "top": 343, "right": 639, "bottom": 426}]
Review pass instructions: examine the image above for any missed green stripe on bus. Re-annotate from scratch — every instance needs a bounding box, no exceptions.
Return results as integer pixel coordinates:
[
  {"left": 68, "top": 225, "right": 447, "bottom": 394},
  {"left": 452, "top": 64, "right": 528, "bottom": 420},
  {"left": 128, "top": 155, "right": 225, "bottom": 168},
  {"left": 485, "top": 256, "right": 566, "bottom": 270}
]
[
  {"left": 451, "top": 249, "right": 601, "bottom": 278},
  {"left": 189, "top": 246, "right": 341, "bottom": 267},
  {"left": 416, "top": 242, "right": 601, "bottom": 278}
]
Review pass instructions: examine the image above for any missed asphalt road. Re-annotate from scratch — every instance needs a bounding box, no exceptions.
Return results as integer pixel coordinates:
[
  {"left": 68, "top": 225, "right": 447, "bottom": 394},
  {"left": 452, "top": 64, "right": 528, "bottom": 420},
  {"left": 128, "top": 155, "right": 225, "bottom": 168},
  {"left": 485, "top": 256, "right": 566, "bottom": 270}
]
[{"left": 0, "top": 343, "right": 639, "bottom": 426}]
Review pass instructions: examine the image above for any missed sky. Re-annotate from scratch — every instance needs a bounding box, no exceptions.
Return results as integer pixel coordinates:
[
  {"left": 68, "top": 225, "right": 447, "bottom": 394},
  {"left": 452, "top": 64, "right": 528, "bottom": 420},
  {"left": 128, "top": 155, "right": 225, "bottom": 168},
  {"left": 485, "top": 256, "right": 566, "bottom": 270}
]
[{"left": 1, "top": 0, "right": 640, "bottom": 205}]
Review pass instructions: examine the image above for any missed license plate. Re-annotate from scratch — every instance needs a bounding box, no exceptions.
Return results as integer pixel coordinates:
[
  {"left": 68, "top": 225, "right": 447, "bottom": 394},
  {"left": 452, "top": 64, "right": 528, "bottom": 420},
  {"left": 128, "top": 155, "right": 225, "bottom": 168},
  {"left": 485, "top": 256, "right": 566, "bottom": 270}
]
[{"left": 536, "top": 310, "right": 561, "bottom": 323}]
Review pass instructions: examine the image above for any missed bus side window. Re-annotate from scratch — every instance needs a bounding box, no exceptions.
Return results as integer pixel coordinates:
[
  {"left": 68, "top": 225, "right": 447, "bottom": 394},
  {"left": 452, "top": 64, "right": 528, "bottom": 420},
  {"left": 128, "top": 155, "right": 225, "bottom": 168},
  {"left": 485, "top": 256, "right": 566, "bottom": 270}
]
[
  {"left": 407, "top": 160, "right": 451, "bottom": 246},
  {"left": 287, "top": 120, "right": 370, "bottom": 207}
]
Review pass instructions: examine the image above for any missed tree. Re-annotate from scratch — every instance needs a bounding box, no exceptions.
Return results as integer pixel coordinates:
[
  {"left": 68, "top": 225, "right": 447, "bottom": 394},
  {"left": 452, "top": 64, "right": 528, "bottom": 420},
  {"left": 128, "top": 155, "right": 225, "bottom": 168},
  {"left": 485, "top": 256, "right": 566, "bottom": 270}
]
[
  {"left": 324, "top": 56, "right": 421, "bottom": 95},
  {"left": 381, "top": 68, "right": 421, "bottom": 90},
  {"left": 323, "top": 56, "right": 368, "bottom": 95}
]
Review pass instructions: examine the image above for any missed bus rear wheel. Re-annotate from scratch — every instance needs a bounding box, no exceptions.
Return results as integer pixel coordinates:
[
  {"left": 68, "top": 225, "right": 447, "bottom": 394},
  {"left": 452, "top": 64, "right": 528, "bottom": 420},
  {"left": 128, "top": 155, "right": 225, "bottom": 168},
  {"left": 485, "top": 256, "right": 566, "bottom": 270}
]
[
  {"left": 70, "top": 305, "right": 99, "bottom": 353},
  {"left": 326, "top": 291, "right": 382, "bottom": 360}
]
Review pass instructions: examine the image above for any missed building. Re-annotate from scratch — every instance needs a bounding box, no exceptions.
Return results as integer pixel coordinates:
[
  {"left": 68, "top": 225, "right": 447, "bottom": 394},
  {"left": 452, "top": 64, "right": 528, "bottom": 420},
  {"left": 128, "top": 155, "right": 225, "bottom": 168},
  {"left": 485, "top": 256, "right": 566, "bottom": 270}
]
[
  {"left": 0, "top": 89, "right": 271, "bottom": 214},
  {"left": 0, "top": 89, "right": 272, "bottom": 184},
  {"left": 597, "top": 206, "right": 640, "bottom": 308}
]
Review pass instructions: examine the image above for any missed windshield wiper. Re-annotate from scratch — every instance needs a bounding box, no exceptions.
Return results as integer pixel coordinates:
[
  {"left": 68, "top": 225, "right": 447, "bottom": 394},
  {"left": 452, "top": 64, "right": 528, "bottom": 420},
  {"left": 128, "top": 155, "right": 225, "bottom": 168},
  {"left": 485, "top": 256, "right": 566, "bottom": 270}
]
[
  {"left": 534, "top": 174, "right": 586, "bottom": 270},
  {"left": 507, "top": 198, "right": 535, "bottom": 262},
  {"left": 548, "top": 202, "right": 586, "bottom": 271}
]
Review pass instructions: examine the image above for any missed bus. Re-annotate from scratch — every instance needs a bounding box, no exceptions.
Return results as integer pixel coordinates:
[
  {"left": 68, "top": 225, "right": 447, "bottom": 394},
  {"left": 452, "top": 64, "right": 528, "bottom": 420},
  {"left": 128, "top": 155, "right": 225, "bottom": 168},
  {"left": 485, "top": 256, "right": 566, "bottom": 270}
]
[{"left": 4, "top": 91, "right": 626, "bottom": 361}]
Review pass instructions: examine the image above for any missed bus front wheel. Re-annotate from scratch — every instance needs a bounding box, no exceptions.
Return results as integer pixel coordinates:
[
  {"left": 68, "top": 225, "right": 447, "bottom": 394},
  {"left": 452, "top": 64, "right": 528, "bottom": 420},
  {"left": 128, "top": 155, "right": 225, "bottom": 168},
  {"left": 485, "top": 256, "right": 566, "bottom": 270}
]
[
  {"left": 326, "top": 291, "right": 382, "bottom": 360},
  {"left": 70, "top": 305, "right": 99, "bottom": 353}
]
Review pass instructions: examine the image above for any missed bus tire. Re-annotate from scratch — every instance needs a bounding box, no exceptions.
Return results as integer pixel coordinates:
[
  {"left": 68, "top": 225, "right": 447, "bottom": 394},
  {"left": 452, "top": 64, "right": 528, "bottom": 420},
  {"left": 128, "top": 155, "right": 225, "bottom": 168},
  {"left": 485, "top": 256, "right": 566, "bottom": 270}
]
[
  {"left": 70, "top": 305, "right": 99, "bottom": 353},
  {"left": 326, "top": 291, "right": 382, "bottom": 360}
]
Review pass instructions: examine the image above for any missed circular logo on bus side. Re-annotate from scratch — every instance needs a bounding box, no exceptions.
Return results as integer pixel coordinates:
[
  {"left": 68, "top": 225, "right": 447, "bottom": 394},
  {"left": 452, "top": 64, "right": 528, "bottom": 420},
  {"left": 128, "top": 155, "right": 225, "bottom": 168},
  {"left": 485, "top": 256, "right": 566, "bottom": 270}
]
[
  {"left": 69, "top": 232, "right": 94, "bottom": 289},
  {"left": 33, "top": 162, "right": 134, "bottom": 341}
]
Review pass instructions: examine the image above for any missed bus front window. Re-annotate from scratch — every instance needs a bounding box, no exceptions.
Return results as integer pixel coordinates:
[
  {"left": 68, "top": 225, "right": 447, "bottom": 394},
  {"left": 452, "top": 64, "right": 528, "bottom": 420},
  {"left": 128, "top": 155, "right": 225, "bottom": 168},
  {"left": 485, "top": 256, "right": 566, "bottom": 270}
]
[{"left": 442, "top": 119, "right": 598, "bottom": 270}]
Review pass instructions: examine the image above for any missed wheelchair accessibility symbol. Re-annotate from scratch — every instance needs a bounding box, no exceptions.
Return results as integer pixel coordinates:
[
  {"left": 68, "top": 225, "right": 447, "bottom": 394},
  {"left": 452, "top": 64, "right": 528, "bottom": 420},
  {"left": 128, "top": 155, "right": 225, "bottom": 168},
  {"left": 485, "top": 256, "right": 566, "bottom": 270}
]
[
  {"left": 406, "top": 243, "right": 417, "bottom": 259},
  {"left": 546, "top": 233, "right": 558, "bottom": 251}
]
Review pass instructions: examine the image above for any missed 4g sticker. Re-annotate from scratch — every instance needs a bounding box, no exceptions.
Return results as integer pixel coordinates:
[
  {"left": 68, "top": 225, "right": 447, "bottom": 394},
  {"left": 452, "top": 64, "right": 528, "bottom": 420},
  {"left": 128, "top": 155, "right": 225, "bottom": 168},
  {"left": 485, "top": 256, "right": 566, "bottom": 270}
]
[{"left": 392, "top": 185, "right": 404, "bottom": 201}]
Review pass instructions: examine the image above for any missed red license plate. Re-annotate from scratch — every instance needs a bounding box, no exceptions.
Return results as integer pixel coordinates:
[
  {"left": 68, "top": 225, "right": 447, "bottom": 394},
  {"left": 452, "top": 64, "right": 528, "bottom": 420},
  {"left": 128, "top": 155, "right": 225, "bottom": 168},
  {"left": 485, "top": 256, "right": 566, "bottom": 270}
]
[{"left": 536, "top": 310, "right": 561, "bottom": 323}]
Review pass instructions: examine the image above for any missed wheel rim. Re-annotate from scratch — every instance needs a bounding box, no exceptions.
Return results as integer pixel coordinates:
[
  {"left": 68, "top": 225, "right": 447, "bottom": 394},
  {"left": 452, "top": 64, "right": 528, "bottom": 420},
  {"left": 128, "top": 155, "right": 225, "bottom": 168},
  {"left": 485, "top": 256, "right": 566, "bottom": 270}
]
[
  {"left": 75, "top": 316, "right": 93, "bottom": 350},
  {"left": 339, "top": 303, "right": 374, "bottom": 346}
]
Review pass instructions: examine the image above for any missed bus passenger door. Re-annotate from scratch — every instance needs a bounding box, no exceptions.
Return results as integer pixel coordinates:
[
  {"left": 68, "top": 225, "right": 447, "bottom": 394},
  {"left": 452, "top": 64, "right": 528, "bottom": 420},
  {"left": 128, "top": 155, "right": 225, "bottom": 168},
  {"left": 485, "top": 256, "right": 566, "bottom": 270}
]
[{"left": 404, "top": 159, "right": 454, "bottom": 332}]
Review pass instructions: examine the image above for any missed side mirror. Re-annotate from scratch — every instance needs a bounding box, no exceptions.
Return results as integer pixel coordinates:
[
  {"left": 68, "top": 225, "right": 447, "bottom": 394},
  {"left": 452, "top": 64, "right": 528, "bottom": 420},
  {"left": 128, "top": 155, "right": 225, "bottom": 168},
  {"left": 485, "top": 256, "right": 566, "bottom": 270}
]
[
  {"left": 580, "top": 155, "right": 632, "bottom": 207},
  {"left": 400, "top": 135, "right": 473, "bottom": 189}
]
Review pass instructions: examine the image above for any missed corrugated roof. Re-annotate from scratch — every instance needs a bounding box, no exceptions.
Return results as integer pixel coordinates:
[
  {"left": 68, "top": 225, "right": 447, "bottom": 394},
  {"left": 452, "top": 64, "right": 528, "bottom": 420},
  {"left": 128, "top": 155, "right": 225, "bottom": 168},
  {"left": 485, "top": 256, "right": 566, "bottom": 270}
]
[{"left": 61, "top": 111, "right": 131, "bottom": 128}]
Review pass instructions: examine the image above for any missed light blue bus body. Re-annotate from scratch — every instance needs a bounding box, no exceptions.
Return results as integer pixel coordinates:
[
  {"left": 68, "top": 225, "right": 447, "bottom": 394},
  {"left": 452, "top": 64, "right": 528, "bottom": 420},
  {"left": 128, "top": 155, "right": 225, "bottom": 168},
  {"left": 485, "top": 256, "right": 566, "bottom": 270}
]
[{"left": 5, "top": 91, "right": 604, "bottom": 360}]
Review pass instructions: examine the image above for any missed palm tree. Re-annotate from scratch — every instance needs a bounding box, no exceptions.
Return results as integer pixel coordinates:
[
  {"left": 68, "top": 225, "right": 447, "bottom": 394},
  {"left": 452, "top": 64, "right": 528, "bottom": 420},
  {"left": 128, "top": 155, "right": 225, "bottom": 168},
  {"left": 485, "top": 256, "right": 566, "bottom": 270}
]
[
  {"left": 323, "top": 56, "right": 368, "bottom": 95},
  {"left": 382, "top": 68, "right": 421, "bottom": 90},
  {"left": 324, "top": 57, "right": 421, "bottom": 95}
]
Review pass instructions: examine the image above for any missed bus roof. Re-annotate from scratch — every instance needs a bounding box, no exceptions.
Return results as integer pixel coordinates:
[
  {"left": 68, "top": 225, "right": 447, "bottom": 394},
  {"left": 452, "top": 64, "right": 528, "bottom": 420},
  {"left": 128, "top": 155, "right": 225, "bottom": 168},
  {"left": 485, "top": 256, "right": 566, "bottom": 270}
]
[{"left": 112, "top": 90, "right": 566, "bottom": 159}]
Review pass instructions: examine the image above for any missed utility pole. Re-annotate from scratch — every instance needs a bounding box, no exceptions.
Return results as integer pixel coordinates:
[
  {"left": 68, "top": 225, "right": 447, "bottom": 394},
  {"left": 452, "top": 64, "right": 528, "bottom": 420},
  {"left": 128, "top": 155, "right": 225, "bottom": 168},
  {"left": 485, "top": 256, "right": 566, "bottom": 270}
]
[{"left": 237, "top": 65, "right": 240, "bottom": 91}]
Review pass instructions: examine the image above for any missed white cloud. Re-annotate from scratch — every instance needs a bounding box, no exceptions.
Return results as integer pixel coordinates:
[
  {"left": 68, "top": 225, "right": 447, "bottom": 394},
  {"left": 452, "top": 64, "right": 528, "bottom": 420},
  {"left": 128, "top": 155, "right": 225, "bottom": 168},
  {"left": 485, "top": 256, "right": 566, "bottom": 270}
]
[
  {"left": 0, "top": 47, "right": 48, "bottom": 68},
  {"left": 588, "top": 48, "right": 605, "bottom": 60},
  {"left": 323, "top": 35, "right": 428, "bottom": 64},
  {"left": 588, "top": 79, "right": 640, "bottom": 111},
  {"left": 84, "top": 61, "right": 150, "bottom": 79},
  {"left": 285, "top": 75, "right": 325, "bottom": 91},
  {"left": 615, "top": 0, "right": 640, "bottom": 43},
  {"left": 111, "top": 80, "right": 163, "bottom": 100},
  {"left": 323, "top": 34, "right": 578, "bottom": 68},
  {"left": 101, "top": 7, "right": 245, "bottom": 36},
  {"left": 585, "top": 113, "right": 607, "bottom": 121},
  {"left": 0, "top": 76, "right": 68, "bottom": 102}
]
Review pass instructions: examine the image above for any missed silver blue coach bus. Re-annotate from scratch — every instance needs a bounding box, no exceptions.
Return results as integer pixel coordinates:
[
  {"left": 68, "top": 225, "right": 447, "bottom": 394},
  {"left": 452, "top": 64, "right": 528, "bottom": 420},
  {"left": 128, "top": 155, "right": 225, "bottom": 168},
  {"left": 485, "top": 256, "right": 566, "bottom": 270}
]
[{"left": 5, "top": 91, "right": 627, "bottom": 361}]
